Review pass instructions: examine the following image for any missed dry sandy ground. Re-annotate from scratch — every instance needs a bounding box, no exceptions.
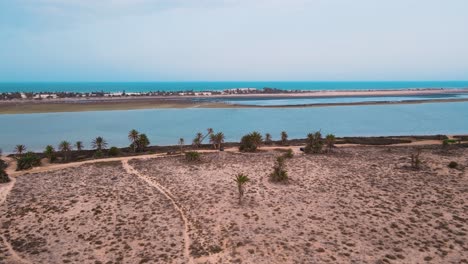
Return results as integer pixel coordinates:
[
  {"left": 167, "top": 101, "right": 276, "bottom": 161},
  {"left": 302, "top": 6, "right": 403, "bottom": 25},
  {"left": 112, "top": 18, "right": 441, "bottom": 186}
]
[{"left": 0, "top": 146, "right": 467, "bottom": 263}]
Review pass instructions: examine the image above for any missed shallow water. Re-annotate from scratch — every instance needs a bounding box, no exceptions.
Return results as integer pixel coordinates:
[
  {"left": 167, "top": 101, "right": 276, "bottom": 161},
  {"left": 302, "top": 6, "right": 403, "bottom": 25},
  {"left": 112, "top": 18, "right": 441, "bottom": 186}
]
[
  {"left": 1, "top": 81, "right": 468, "bottom": 93},
  {"left": 1, "top": 102, "right": 467, "bottom": 153},
  {"left": 223, "top": 94, "right": 468, "bottom": 106}
]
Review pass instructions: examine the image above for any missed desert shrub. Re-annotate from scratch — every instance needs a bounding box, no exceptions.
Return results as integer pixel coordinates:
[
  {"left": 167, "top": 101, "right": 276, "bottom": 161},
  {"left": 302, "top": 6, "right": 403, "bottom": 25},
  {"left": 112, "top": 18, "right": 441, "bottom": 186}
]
[
  {"left": 0, "top": 159, "right": 7, "bottom": 170},
  {"left": 185, "top": 151, "right": 201, "bottom": 162},
  {"left": 93, "top": 150, "right": 104, "bottom": 159},
  {"left": 304, "top": 131, "right": 323, "bottom": 154},
  {"left": 239, "top": 132, "right": 263, "bottom": 152},
  {"left": 0, "top": 167, "right": 9, "bottom": 183},
  {"left": 284, "top": 148, "right": 294, "bottom": 159},
  {"left": 448, "top": 161, "right": 458, "bottom": 169},
  {"left": 270, "top": 156, "right": 288, "bottom": 182},
  {"left": 16, "top": 152, "right": 41, "bottom": 171},
  {"left": 108, "top": 147, "right": 120, "bottom": 157},
  {"left": 410, "top": 149, "right": 421, "bottom": 169}
]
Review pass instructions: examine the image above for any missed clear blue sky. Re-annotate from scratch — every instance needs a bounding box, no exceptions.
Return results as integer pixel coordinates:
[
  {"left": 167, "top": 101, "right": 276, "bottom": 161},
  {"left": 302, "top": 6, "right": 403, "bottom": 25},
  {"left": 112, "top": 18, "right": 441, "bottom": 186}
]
[{"left": 1, "top": 0, "right": 467, "bottom": 81}]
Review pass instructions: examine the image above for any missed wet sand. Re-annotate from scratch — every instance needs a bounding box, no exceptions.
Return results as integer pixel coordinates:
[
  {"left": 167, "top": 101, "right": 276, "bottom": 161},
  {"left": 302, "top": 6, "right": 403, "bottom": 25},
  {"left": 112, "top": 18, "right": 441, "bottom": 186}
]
[
  {"left": 0, "top": 145, "right": 467, "bottom": 263},
  {"left": 1, "top": 89, "right": 468, "bottom": 114}
]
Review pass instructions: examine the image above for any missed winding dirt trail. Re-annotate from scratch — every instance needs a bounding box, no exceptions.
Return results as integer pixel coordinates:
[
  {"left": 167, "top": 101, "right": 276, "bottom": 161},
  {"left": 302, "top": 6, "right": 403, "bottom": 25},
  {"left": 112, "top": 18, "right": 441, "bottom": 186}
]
[{"left": 122, "top": 160, "right": 194, "bottom": 264}]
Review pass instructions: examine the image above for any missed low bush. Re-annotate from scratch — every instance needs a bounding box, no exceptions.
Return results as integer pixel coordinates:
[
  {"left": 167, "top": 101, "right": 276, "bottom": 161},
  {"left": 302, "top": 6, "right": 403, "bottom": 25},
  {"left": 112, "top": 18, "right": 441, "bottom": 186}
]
[
  {"left": 16, "top": 152, "right": 41, "bottom": 171},
  {"left": 108, "top": 147, "right": 120, "bottom": 157},
  {"left": 0, "top": 159, "right": 9, "bottom": 183},
  {"left": 448, "top": 161, "right": 458, "bottom": 169},
  {"left": 93, "top": 150, "right": 104, "bottom": 159},
  {"left": 304, "top": 131, "right": 323, "bottom": 154},
  {"left": 239, "top": 132, "right": 263, "bottom": 152},
  {"left": 284, "top": 149, "right": 294, "bottom": 159},
  {"left": 270, "top": 156, "right": 288, "bottom": 182},
  {"left": 185, "top": 151, "right": 201, "bottom": 162}
]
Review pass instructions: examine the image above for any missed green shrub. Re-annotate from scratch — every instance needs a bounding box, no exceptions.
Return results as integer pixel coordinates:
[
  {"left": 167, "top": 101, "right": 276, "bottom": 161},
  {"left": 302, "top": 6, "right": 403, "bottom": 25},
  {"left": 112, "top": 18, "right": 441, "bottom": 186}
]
[
  {"left": 93, "top": 150, "right": 104, "bottom": 159},
  {"left": 448, "top": 161, "right": 458, "bottom": 169},
  {"left": 270, "top": 156, "right": 288, "bottom": 182},
  {"left": 284, "top": 148, "right": 294, "bottom": 159},
  {"left": 0, "top": 159, "right": 7, "bottom": 170},
  {"left": 0, "top": 168, "right": 9, "bottom": 183},
  {"left": 185, "top": 151, "right": 201, "bottom": 162},
  {"left": 304, "top": 131, "right": 323, "bottom": 154},
  {"left": 16, "top": 152, "right": 41, "bottom": 171},
  {"left": 108, "top": 147, "right": 120, "bottom": 157},
  {"left": 239, "top": 132, "right": 263, "bottom": 152}
]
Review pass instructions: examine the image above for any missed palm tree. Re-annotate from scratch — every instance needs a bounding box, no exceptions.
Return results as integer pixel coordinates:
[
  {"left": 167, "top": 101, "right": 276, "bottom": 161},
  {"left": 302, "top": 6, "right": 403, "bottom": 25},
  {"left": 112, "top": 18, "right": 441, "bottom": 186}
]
[
  {"left": 325, "top": 134, "right": 336, "bottom": 153},
  {"left": 201, "top": 128, "right": 214, "bottom": 144},
  {"left": 178, "top": 138, "right": 185, "bottom": 153},
  {"left": 128, "top": 129, "right": 140, "bottom": 152},
  {"left": 138, "top": 134, "right": 150, "bottom": 151},
  {"left": 192, "top": 132, "right": 203, "bottom": 148},
  {"left": 210, "top": 132, "right": 225, "bottom": 150},
  {"left": 234, "top": 173, "right": 250, "bottom": 204},
  {"left": 44, "top": 145, "right": 55, "bottom": 162},
  {"left": 250, "top": 131, "right": 263, "bottom": 148},
  {"left": 281, "top": 131, "right": 288, "bottom": 145},
  {"left": 75, "top": 141, "right": 84, "bottom": 151},
  {"left": 58, "top": 141, "right": 72, "bottom": 162},
  {"left": 265, "top": 133, "right": 272, "bottom": 145},
  {"left": 92, "top": 136, "right": 108, "bottom": 151},
  {"left": 14, "top": 144, "right": 26, "bottom": 155}
]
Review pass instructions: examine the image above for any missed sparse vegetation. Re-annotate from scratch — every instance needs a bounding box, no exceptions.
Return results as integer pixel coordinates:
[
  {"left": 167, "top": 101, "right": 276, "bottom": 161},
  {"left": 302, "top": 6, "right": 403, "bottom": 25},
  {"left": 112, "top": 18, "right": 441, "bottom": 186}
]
[
  {"left": 59, "top": 141, "right": 72, "bottom": 162},
  {"left": 16, "top": 152, "right": 41, "bottom": 171},
  {"left": 281, "top": 131, "right": 288, "bottom": 145},
  {"left": 93, "top": 150, "right": 104, "bottom": 159},
  {"left": 108, "top": 146, "right": 120, "bottom": 157},
  {"left": 75, "top": 141, "right": 84, "bottom": 151},
  {"left": 44, "top": 145, "right": 56, "bottom": 162},
  {"left": 92, "top": 136, "right": 108, "bottom": 151},
  {"left": 270, "top": 156, "right": 288, "bottom": 182},
  {"left": 239, "top": 132, "right": 263, "bottom": 152},
  {"left": 185, "top": 151, "right": 201, "bottom": 162},
  {"left": 325, "top": 134, "right": 336, "bottom": 153},
  {"left": 304, "top": 131, "right": 323, "bottom": 154},
  {"left": 193, "top": 132, "right": 203, "bottom": 148},
  {"left": 410, "top": 149, "right": 422, "bottom": 169},
  {"left": 284, "top": 148, "right": 294, "bottom": 159},
  {"left": 14, "top": 144, "right": 26, "bottom": 155},
  {"left": 265, "top": 133, "right": 272, "bottom": 145},
  {"left": 234, "top": 173, "right": 250, "bottom": 204},
  {"left": 0, "top": 158, "right": 9, "bottom": 183},
  {"left": 209, "top": 132, "right": 225, "bottom": 150},
  {"left": 178, "top": 138, "right": 185, "bottom": 153}
]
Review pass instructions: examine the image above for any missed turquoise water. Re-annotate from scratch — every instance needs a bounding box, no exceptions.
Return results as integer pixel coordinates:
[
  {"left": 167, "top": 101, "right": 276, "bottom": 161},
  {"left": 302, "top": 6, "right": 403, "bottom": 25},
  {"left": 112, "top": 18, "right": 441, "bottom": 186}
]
[
  {"left": 1, "top": 81, "right": 468, "bottom": 93},
  {"left": 1, "top": 102, "right": 467, "bottom": 153},
  {"left": 223, "top": 94, "right": 468, "bottom": 106}
]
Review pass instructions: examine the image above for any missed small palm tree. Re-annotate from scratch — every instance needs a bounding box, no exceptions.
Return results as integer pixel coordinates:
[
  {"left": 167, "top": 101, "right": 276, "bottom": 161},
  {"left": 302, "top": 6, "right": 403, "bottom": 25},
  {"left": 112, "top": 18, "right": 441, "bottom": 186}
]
[
  {"left": 210, "top": 132, "right": 225, "bottom": 150},
  {"left": 234, "top": 173, "right": 250, "bottom": 204},
  {"left": 138, "top": 134, "right": 150, "bottom": 151},
  {"left": 92, "top": 136, "right": 108, "bottom": 151},
  {"left": 14, "top": 144, "right": 26, "bottom": 155},
  {"left": 58, "top": 141, "right": 72, "bottom": 162},
  {"left": 193, "top": 132, "right": 203, "bottom": 148},
  {"left": 44, "top": 145, "right": 55, "bottom": 162},
  {"left": 75, "top": 141, "right": 84, "bottom": 151},
  {"left": 201, "top": 128, "right": 214, "bottom": 143},
  {"left": 179, "top": 138, "right": 185, "bottom": 153},
  {"left": 281, "top": 131, "right": 288, "bottom": 145},
  {"left": 250, "top": 131, "right": 263, "bottom": 148},
  {"left": 128, "top": 129, "right": 140, "bottom": 152},
  {"left": 265, "top": 133, "right": 272, "bottom": 145},
  {"left": 325, "top": 134, "right": 336, "bottom": 153}
]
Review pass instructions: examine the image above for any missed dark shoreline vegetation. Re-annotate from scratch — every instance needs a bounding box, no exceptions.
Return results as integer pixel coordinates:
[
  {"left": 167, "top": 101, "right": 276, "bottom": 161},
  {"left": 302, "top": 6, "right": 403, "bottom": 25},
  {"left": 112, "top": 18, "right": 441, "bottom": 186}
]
[{"left": 4, "top": 131, "right": 467, "bottom": 172}]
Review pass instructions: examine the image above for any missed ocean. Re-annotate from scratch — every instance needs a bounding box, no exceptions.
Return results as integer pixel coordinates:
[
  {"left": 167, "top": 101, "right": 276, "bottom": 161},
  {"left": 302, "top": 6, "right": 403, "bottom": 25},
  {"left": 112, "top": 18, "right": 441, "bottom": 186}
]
[
  {"left": 1, "top": 102, "right": 467, "bottom": 153},
  {"left": 1, "top": 81, "right": 468, "bottom": 93}
]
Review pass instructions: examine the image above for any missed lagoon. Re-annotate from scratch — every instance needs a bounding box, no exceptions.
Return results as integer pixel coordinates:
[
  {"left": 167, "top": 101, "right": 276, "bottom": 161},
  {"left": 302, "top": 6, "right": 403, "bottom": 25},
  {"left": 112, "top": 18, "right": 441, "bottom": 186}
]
[{"left": 1, "top": 102, "right": 467, "bottom": 153}]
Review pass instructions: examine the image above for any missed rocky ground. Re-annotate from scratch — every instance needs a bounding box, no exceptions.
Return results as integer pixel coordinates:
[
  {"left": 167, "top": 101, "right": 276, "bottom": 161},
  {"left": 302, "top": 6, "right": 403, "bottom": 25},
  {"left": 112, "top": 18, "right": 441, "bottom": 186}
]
[{"left": 0, "top": 146, "right": 467, "bottom": 263}]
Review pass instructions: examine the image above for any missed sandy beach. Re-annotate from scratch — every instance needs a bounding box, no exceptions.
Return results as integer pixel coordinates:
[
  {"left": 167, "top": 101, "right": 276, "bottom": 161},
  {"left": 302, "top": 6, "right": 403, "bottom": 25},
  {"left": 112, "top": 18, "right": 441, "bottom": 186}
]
[
  {"left": 1, "top": 88, "right": 468, "bottom": 114},
  {"left": 1, "top": 144, "right": 467, "bottom": 263}
]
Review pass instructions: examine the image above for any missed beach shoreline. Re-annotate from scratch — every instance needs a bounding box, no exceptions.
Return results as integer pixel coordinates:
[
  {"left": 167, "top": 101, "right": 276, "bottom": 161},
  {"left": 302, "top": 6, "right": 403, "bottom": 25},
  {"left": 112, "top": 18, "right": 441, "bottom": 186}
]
[{"left": 1, "top": 88, "right": 468, "bottom": 114}]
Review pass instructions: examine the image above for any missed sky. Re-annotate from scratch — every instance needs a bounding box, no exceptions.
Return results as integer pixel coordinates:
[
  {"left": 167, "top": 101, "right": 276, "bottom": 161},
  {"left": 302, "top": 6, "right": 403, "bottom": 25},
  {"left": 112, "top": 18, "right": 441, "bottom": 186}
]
[{"left": 0, "top": 0, "right": 467, "bottom": 82}]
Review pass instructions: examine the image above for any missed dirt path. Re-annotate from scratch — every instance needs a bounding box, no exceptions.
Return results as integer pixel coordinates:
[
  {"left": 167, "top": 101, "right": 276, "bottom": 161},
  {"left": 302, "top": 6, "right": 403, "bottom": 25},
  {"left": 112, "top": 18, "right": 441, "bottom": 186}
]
[{"left": 122, "top": 160, "right": 194, "bottom": 264}]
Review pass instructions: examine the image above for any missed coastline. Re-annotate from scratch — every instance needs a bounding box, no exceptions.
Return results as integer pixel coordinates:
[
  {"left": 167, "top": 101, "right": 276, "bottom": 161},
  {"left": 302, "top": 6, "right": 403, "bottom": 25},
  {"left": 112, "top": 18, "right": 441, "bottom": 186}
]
[{"left": 1, "top": 88, "right": 468, "bottom": 114}]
